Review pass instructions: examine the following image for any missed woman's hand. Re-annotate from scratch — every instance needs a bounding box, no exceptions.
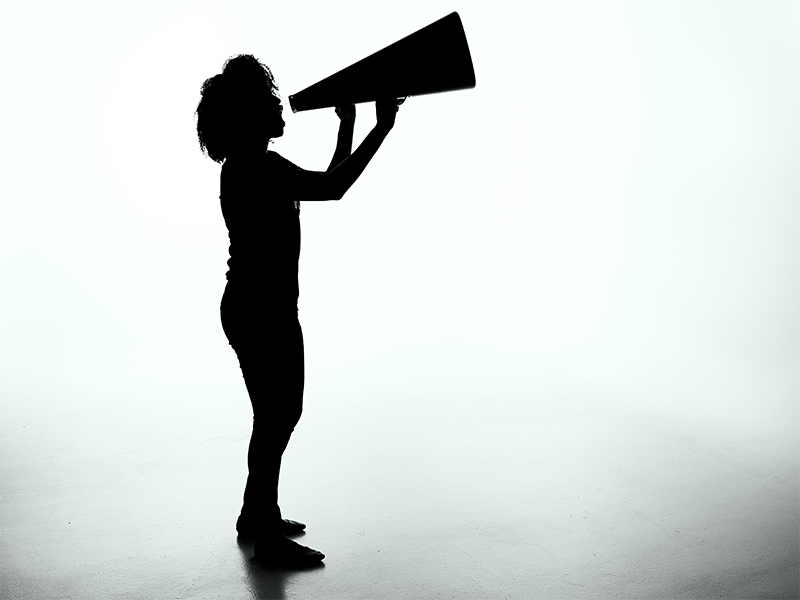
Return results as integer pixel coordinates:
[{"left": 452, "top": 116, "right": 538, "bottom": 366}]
[
  {"left": 375, "top": 98, "right": 403, "bottom": 131},
  {"left": 335, "top": 104, "right": 356, "bottom": 122}
]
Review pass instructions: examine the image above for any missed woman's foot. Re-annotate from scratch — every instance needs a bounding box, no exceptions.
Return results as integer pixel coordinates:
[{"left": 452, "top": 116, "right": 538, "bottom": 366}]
[
  {"left": 280, "top": 519, "right": 306, "bottom": 536},
  {"left": 254, "top": 535, "right": 325, "bottom": 567},
  {"left": 237, "top": 516, "right": 307, "bottom": 538}
]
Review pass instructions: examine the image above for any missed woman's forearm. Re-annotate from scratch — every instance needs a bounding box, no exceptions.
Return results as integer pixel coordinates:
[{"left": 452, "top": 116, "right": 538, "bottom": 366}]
[
  {"left": 326, "top": 124, "right": 391, "bottom": 199},
  {"left": 327, "top": 122, "right": 354, "bottom": 172}
]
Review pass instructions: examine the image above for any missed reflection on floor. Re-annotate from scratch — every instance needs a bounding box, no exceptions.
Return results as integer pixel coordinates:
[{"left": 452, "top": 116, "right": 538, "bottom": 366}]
[{"left": 2, "top": 363, "right": 798, "bottom": 600}]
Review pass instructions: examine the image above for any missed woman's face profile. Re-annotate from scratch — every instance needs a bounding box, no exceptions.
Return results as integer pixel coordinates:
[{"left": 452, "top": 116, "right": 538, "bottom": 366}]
[
  {"left": 235, "top": 91, "right": 284, "bottom": 153},
  {"left": 265, "top": 94, "right": 285, "bottom": 140}
]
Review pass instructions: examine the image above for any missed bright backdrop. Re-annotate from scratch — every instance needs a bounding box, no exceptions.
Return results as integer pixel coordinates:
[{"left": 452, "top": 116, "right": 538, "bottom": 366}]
[{"left": 1, "top": 1, "right": 797, "bottom": 441}]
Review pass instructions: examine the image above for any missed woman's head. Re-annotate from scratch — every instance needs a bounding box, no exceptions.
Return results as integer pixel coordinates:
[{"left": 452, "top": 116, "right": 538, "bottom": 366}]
[{"left": 196, "top": 54, "right": 284, "bottom": 162}]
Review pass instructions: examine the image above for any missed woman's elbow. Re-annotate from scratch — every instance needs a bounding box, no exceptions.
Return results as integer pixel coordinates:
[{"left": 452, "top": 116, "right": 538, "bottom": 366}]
[
  {"left": 299, "top": 171, "right": 347, "bottom": 200},
  {"left": 300, "top": 187, "right": 343, "bottom": 201},
  {"left": 327, "top": 179, "right": 347, "bottom": 201},
  {"left": 312, "top": 184, "right": 343, "bottom": 201}
]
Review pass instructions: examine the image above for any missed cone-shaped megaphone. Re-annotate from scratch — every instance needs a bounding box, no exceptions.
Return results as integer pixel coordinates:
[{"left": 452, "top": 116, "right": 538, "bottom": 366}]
[{"left": 288, "top": 12, "right": 475, "bottom": 112}]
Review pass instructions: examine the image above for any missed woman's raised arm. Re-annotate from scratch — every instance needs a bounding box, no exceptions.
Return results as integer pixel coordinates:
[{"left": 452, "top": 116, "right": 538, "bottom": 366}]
[
  {"left": 326, "top": 104, "right": 355, "bottom": 172},
  {"left": 291, "top": 98, "right": 401, "bottom": 201}
]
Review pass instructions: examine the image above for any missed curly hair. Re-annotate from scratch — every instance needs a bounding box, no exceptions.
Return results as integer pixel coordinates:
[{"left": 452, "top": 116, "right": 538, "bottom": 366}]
[{"left": 196, "top": 54, "right": 280, "bottom": 163}]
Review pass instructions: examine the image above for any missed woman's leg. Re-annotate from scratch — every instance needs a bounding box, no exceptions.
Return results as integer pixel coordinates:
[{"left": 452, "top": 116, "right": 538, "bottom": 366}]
[
  {"left": 237, "top": 318, "right": 304, "bottom": 535},
  {"left": 221, "top": 288, "right": 304, "bottom": 536}
]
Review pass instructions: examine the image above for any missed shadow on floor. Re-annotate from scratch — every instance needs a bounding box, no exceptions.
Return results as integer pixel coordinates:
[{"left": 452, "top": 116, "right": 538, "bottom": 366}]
[{"left": 237, "top": 537, "right": 326, "bottom": 599}]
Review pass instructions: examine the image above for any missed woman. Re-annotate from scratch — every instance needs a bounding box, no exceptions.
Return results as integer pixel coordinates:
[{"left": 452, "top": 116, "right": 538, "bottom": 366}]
[{"left": 195, "top": 54, "right": 399, "bottom": 567}]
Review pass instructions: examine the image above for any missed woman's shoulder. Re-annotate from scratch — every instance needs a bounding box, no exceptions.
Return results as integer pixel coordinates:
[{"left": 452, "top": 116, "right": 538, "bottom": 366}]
[
  {"left": 222, "top": 153, "right": 269, "bottom": 186},
  {"left": 266, "top": 150, "right": 301, "bottom": 171},
  {"left": 223, "top": 151, "right": 297, "bottom": 174},
  {"left": 221, "top": 151, "right": 305, "bottom": 198}
]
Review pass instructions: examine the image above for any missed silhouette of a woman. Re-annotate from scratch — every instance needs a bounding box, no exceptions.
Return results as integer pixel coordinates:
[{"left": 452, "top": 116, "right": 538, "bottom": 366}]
[{"left": 196, "top": 54, "right": 399, "bottom": 567}]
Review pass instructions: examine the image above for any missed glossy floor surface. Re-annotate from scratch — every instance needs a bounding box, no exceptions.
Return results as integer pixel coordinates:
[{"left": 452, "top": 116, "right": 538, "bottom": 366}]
[{"left": 2, "top": 360, "right": 798, "bottom": 600}]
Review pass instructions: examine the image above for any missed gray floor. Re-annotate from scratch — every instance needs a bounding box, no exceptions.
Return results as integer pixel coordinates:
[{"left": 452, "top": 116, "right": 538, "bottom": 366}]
[{"left": 2, "top": 359, "right": 798, "bottom": 600}]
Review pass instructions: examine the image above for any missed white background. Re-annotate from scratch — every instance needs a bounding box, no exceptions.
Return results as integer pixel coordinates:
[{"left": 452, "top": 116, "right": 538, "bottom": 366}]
[{"left": 1, "top": 0, "right": 797, "bottom": 442}]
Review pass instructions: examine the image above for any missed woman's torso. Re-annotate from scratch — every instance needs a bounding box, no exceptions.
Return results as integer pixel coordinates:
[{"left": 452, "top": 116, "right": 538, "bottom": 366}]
[{"left": 220, "top": 151, "right": 301, "bottom": 309}]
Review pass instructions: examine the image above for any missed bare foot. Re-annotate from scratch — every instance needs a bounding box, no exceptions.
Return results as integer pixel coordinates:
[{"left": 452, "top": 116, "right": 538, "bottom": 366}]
[{"left": 254, "top": 535, "right": 325, "bottom": 567}]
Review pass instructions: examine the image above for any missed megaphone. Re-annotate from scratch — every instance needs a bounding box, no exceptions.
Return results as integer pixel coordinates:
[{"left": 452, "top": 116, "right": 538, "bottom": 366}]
[{"left": 288, "top": 12, "right": 476, "bottom": 113}]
